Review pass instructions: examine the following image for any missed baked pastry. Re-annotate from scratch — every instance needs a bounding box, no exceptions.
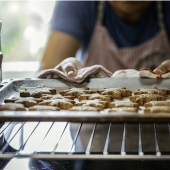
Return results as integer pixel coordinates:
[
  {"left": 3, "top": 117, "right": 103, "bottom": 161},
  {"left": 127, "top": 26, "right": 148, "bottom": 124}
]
[
  {"left": 15, "top": 98, "right": 37, "bottom": 107},
  {"left": 109, "top": 101, "right": 139, "bottom": 108},
  {"left": 4, "top": 97, "right": 39, "bottom": 107},
  {"left": 59, "top": 87, "right": 96, "bottom": 98},
  {"left": 38, "top": 99, "right": 73, "bottom": 110},
  {"left": 41, "top": 94, "right": 74, "bottom": 100},
  {"left": 29, "top": 105, "right": 60, "bottom": 111},
  {"left": 78, "top": 93, "right": 111, "bottom": 102},
  {"left": 144, "top": 101, "right": 170, "bottom": 107},
  {"left": 0, "top": 103, "right": 26, "bottom": 111},
  {"left": 19, "top": 84, "right": 56, "bottom": 98},
  {"left": 75, "top": 99, "right": 108, "bottom": 110},
  {"left": 144, "top": 106, "right": 170, "bottom": 113},
  {"left": 107, "top": 107, "right": 138, "bottom": 113},
  {"left": 130, "top": 94, "right": 166, "bottom": 105},
  {"left": 134, "top": 87, "right": 166, "bottom": 96},
  {"left": 98, "top": 88, "right": 132, "bottom": 99},
  {"left": 69, "top": 106, "right": 100, "bottom": 111}
]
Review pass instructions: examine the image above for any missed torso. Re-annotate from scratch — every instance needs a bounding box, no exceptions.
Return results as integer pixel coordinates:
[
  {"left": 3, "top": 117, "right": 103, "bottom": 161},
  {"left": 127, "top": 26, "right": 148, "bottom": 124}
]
[{"left": 83, "top": 1, "right": 170, "bottom": 72}]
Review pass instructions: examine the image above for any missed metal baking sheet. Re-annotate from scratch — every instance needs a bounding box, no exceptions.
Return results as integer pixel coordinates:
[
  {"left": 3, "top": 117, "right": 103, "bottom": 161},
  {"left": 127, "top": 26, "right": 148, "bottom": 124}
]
[{"left": 0, "top": 77, "right": 170, "bottom": 122}]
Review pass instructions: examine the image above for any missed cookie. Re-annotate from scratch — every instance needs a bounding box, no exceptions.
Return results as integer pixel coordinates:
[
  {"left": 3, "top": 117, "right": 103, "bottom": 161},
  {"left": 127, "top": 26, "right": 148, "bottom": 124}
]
[
  {"left": 117, "top": 88, "right": 132, "bottom": 97},
  {"left": 36, "top": 84, "right": 56, "bottom": 94},
  {"left": 134, "top": 87, "right": 166, "bottom": 96},
  {"left": 38, "top": 99, "right": 73, "bottom": 110},
  {"left": 144, "top": 106, "right": 170, "bottom": 113},
  {"left": 0, "top": 103, "right": 26, "bottom": 111},
  {"left": 42, "top": 95, "right": 75, "bottom": 105},
  {"left": 75, "top": 99, "right": 108, "bottom": 110},
  {"left": 4, "top": 98, "right": 18, "bottom": 103},
  {"left": 15, "top": 98, "right": 37, "bottom": 107},
  {"left": 21, "top": 89, "right": 51, "bottom": 98},
  {"left": 107, "top": 107, "right": 138, "bottom": 113},
  {"left": 69, "top": 106, "right": 100, "bottom": 111},
  {"left": 130, "top": 94, "right": 166, "bottom": 105},
  {"left": 20, "top": 91, "right": 31, "bottom": 97},
  {"left": 144, "top": 101, "right": 170, "bottom": 107},
  {"left": 59, "top": 87, "right": 96, "bottom": 98},
  {"left": 109, "top": 101, "right": 139, "bottom": 108},
  {"left": 19, "top": 84, "right": 56, "bottom": 98},
  {"left": 34, "top": 98, "right": 43, "bottom": 104},
  {"left": 41, "top": 94, "right": 74, "bottom": 100},
  {"left": 29, "top": 105, "right": 60, "bottom": 111},
  {"left": 98, "top": 88, "right": 132, "bottom": 99},
  {"left": 78, "top": 93, "right": 111, "bottom": 102},
  {"left": 4, "top": 97, "right": 40, "bottom": 107}
]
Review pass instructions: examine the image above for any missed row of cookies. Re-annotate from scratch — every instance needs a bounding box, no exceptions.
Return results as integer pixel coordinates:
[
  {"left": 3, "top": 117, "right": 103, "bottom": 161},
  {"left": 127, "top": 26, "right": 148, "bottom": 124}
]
[
  {"left": 1, "top": 84, "right": 58, "bottom": 111},
  {"left": 1, "top": 86, "right": 134, "bottom": 111},
  {"left": 144, "top": 101, "right": 170, "bottom": 114},
  {"left": 1, "top": 85, "right": 170, "bottom": 113},
  {"left": 58, "top": 87, "right": 170, "bottom": 113}
]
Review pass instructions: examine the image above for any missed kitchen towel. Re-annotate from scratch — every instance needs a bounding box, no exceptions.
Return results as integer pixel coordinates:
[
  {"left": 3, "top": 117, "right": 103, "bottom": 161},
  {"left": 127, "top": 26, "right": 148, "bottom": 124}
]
[
  {"left": 111, "top": 69, "right": 139, "bottom": 77},
  {"left": 112, "top": 68, "right": 170, "bottom": 79},
  {"left": 38, "top": 65, "right": 113, "bottom": 83}
]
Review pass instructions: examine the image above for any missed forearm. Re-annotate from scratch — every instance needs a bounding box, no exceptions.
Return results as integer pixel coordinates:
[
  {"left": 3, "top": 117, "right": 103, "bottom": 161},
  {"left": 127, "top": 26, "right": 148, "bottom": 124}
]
[{"left": 39, "top": 31, "right": 80, "bottom": 70}]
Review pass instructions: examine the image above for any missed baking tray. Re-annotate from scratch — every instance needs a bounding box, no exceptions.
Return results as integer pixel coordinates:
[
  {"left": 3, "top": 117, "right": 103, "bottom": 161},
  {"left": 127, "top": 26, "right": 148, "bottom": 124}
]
[{"left": 0, "top": 77, "right": 170, "bottom": 123}]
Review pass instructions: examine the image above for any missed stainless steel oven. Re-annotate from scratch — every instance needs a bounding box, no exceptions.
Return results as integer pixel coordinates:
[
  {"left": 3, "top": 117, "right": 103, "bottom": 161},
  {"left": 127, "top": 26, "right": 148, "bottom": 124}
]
[{"left": 0, "top": 78, "right": 170, "bottom": 169}]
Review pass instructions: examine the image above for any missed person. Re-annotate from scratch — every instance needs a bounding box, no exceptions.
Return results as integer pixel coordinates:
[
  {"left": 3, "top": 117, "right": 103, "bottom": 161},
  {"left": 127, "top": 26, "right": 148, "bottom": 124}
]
[
  {"left": 32, "top": 1, "right": 170, "bottom": 170},
  {"left": 40, "top": 1, "right": 170, "bottom": 78}
]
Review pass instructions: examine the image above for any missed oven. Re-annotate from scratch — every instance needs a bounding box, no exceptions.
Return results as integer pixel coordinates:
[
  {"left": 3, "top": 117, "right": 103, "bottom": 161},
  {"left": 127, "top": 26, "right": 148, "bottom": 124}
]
[{"left": 0, "top": 78, "right": 170, "bottom": 170}]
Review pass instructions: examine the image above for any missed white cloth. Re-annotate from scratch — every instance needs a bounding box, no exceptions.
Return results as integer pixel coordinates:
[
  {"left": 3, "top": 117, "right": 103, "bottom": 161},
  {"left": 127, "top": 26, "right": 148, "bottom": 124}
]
[
  {"left": 112, "top": 68, "right": 170, "bottom": 79},
  {"left": 112, "top": 69, "right": 139, "bottom": 78},
  {"left": 38, "top": 65, "right": 113, "bottom": 83}
]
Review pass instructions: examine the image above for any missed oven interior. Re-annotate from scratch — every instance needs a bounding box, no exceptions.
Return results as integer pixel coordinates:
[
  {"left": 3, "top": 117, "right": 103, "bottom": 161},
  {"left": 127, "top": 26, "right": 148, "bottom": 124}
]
[{"left": 0, "top": 78, "right": 170, "bottom": 169}]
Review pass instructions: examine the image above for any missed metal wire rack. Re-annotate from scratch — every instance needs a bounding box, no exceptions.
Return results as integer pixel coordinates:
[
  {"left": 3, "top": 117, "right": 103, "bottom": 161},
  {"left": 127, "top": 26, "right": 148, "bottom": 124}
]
[{"left": 1, "top": 121, "right": 170, "bottom": 160}]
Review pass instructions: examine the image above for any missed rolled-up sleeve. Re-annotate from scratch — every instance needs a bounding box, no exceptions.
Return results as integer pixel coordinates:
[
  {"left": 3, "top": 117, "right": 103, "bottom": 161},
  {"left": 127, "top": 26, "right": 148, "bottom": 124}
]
[{"left": 51, "top": 1, "right": 87, "bottom": 42}]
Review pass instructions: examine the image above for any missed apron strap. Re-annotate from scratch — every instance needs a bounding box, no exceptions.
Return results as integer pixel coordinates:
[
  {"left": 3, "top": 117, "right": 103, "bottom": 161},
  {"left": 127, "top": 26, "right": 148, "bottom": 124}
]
[
  {"left": 156, "top": 1, "right": 165, "bottom": 30},
  {"left": 96, "top": 1, "right": 105, "bottom": 24}
]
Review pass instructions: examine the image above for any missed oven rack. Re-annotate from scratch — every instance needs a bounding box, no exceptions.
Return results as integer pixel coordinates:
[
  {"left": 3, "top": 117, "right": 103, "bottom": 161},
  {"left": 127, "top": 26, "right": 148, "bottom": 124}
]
[{"left": 0, "top": 121, "right": 170, "bottom": 160}]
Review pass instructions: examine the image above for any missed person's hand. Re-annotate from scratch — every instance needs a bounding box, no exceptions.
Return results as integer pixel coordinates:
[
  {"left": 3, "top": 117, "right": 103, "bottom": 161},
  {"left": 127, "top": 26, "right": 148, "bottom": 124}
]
[
  {"left": 55, "top": 57, "right": 83, "bottom": 77},
  {"left": 153, "top": 60, "right": 170, "bottom": 75}
]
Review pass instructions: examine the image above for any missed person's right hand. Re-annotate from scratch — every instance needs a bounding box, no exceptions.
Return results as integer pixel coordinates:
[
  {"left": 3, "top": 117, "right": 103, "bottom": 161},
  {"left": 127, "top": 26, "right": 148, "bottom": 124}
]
[
  {"left": 153, "top": 59, "right": 170, "bottom": 75},
  {"left": 55, "top": 57, "right": 83, "bottom": 77}
]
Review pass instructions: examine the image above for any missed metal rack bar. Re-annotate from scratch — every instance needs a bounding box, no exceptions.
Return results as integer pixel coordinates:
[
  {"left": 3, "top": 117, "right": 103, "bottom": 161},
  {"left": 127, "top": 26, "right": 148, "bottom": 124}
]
[
  {"left": 154, "top": 123, "right": 161, "bottom": 156},
  {"left": 69, "top": 123, "right": 82, "bottom": 153},
  {"left": 35, "top": 122, "right": 54, "bottom": 152},
  {"left": 15, "top": 122, "right": 40, "bottom": 156},
  {"left": 121, "top": 123, "right": 126, "bottom": 155},
  {"left": 1, "top": 153, "right": 170, "bottom": 160},
  {"left": 0, "top": 122, "right": 169, "bottom": 160},
  {"left": 138, "top": 123, "right": 143, "bottom": 156},
  {"left": 103, "top": 123, "right": 111, "bottom": 155},
  {"left": 0, "top": 122, "right": 11, "bottom": 134},
  {"left": 21, "top": 122, "right": 40, "bottom": 151},
  {"left": 85, "top": 123, "right": 97, "bottom": 155},
  {"left": 1, "top": 122, "right": 25, "bottom": 153},
  {"left": 168, "top": 123, "right": 170, "bottom": 132},
  {"left": 51, "top": 122, "right": 69, "bottom": 154}
]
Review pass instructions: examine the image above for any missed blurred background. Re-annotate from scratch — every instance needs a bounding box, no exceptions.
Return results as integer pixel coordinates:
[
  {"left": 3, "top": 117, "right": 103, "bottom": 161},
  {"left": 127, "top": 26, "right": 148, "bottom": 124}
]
[{"left": 0, "top": 0, "right": 56, "bottom": 79}]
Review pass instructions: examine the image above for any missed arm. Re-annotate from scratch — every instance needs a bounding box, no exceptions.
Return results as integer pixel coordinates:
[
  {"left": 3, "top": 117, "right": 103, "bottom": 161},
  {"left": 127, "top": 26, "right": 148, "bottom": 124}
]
[
  {"left": 38, "top": 1, "right": 90, "bottom": 77},
  {"left": 40, "top": 31, "right": 81, "bottom": 70}
]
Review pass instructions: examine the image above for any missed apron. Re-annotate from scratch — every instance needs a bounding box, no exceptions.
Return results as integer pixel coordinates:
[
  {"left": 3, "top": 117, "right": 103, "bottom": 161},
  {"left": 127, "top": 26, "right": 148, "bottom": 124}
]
[{"left": 84, "top": 1, "right": 170, "bottom": 72}]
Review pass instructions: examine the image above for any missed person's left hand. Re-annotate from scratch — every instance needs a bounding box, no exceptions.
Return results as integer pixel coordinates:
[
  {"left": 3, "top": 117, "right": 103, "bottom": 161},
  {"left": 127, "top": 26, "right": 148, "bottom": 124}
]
[
  {"left": 55, "top": 57, "right": 83, "bottom": 77},
  {"left": 153, "top": 59, "right": 170, "bottom": 75}
]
